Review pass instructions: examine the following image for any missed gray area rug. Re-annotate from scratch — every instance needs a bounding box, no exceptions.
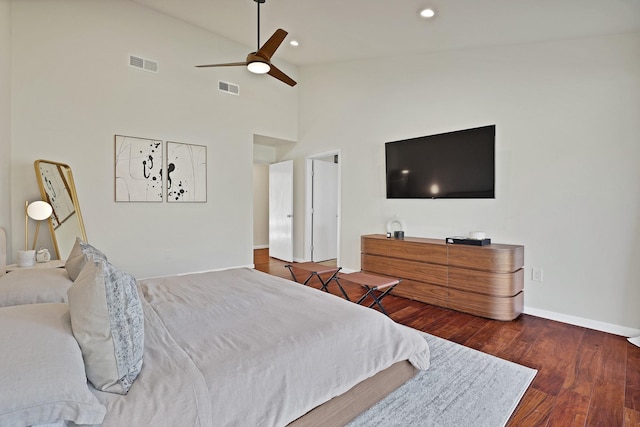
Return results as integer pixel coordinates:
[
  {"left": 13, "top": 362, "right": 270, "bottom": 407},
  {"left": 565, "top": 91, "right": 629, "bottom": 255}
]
[{"left": 347, "top": 333, "right": 537, "bottom": 427}]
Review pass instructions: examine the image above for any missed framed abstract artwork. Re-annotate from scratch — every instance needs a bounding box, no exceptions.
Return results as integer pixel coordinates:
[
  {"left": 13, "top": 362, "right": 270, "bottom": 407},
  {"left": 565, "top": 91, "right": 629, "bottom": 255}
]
[
  {"left": 114, "top": 135, "right": 163, "bottom": 202},
  {"left": 166, "top": 141, "right": 207, "bottom": 202}
]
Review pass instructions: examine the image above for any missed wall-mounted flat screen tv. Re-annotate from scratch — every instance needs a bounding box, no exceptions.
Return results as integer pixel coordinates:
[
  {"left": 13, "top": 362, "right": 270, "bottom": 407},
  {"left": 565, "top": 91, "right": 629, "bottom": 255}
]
[{"left": 385, "top": 125, "right": 495, "bottom": 199}]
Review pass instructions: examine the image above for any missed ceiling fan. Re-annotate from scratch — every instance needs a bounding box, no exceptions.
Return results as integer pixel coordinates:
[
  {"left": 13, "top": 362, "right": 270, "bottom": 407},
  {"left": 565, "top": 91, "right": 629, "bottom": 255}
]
[{"left": 196, "top": 0, "right": 296, "bottom": 87}]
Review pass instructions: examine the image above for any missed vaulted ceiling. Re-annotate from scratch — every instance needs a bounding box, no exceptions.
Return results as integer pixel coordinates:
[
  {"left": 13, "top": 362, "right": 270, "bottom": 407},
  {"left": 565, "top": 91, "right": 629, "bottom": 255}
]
[{"left": 131, "top": 0, "right": 640, "bottom": 66}]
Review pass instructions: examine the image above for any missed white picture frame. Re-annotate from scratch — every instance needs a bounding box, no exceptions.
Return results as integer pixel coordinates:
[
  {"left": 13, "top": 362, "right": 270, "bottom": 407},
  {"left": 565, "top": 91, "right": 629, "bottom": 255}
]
[
  {"left": 114, "top": 135, "right": 163, "bottom": 202},
  {"left": 166, "top": 141, "right": 207, "bottom": 203}
]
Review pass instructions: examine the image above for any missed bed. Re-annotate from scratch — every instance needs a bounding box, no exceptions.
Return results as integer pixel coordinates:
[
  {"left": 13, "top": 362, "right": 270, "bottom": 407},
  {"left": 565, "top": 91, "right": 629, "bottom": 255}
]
[{"left": 0, "top": 228, "right": 430, "bottom": 427}]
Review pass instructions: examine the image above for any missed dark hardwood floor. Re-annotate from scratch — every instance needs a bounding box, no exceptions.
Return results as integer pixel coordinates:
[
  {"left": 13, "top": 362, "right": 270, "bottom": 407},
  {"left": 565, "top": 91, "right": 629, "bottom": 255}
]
[{"left": 254, "top": 249, "right": 640, "bottom": 427}]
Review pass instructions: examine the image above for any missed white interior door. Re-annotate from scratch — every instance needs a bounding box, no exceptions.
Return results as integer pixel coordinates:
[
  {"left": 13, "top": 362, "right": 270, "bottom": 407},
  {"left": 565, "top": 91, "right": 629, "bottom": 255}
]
[
  {"left": 269, "top": 160, "right": 293, "bottom": 262},
  {"left": 311, "top": 159, "right": 338, "bottom": 262}
]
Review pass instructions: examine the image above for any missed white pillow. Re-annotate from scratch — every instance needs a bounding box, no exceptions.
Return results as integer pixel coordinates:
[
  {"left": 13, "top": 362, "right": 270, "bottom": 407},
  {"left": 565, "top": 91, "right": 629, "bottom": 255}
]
[
  {"left": 0, "top": 268, "right": 72, "bottom": 307},
  {"left": 67, "top": 258, "right": 144, "bottom": 395},
  {"left": 0, "top": 303, "right": 106, "bottom": 426},
  {"left": 65, "top": 238, "right": 108, "bottom": 281}
]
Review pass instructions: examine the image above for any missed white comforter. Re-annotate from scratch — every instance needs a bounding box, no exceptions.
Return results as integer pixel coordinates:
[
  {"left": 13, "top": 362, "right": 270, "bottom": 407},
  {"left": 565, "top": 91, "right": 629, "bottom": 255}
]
[{"left": 90, "top": 268, "right": 430, "bottom": 427}]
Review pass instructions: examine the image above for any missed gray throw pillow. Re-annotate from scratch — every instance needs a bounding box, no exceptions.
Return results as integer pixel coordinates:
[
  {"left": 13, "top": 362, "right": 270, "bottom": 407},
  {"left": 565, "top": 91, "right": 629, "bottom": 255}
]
[
  {"left": 65, "top": 238, "right": 108, "bottom": 281},
  {"left": 67, "top": 258, "right": 144, "bottom": 395}
]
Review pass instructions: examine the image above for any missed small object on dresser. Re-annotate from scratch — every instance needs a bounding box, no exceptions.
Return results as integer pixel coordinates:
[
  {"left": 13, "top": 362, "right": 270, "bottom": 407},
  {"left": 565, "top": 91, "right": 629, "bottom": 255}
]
[
  {"left": 386, "top": 232, "right": 392, "bottom": 238},
  {"left": 446, "top": 236, "right": 491, "bottom": 246},
  {"left": 394, "top": 231, "right": 404, "bottom": 239},
  {"left": 36, "top": 248, "right": 51, "bottom": 263},
  {"left": 468, "top": 231, "right": 486, "bottom": 240}
]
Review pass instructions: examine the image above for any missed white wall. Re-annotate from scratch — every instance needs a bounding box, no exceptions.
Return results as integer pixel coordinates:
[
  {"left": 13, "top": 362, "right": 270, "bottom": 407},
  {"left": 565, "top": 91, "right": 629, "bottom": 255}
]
[
  {"left": 253, "top": 144, "right": 277, "bottom": 164},
  {"left": 0, "top": 0, "right": 11, "bottom": 244},
  {"left": 5, "top": 1, "right": 639, "bottom": 332},
  {"left": 289, "top": 32, "right": 640, "bottom": 330},
  {"left": 253, "top": 164, "right": 269, "bottom": 248},
  {"left": 8, "top": 0, "right": 297, "bottom": 278}
]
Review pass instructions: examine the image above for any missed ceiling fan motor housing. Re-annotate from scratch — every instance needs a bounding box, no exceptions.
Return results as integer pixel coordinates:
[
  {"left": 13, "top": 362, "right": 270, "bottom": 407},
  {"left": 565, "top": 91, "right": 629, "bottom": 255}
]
[{"left": 247, "top": 52, "right": 270, "bottom": 74}]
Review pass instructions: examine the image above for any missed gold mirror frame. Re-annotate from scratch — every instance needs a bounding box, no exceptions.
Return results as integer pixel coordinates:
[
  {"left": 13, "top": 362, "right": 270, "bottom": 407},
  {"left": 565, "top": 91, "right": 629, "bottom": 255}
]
[{"left": 34, "top": 160, "right": 87, "bottom": 259}]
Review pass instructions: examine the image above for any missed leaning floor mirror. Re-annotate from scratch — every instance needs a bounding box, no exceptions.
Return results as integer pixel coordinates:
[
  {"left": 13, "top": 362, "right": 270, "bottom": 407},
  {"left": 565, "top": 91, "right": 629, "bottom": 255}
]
[{"left": 34, "top": 160, "right": 87, "bottom": 260}]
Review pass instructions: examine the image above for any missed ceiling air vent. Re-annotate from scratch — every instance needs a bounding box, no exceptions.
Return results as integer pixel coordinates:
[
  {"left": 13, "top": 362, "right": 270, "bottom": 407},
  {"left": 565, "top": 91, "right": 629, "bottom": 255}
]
[
  {"left": 129, "top": 55, "right": 158, "bottom": 73},
  {"left": 218, "top": 80, "right": 240, "bottom": 96}
]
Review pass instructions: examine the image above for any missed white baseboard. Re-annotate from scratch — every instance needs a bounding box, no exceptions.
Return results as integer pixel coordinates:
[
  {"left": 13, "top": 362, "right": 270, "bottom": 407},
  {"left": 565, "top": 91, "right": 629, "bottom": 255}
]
[
  {"left": 629, "top": 336, "right": 640, "bottom": 347},
  {"left": 523, "top": 306, "right": 640, "bottom": 338},
  {"left": 253, "top": 245, "right": 269, "bottom": 250}
]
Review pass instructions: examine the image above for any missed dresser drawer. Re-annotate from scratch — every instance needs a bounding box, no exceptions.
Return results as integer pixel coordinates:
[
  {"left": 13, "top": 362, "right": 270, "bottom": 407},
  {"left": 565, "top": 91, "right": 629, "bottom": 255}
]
[
  {"left": 391, "top": 279, "right": 448, "bottom": 307},
  {"left": 448, "top": 244, "right": 524, "bottom": 272},
  {"left": 448, "top": 267, "right": 524, "bottom": 297},
  {"left": 447, "top": 289, "right": 524, "bottom": 321},
  {"left": 389, "top": 240, "right": 447, "bottom": 264}
]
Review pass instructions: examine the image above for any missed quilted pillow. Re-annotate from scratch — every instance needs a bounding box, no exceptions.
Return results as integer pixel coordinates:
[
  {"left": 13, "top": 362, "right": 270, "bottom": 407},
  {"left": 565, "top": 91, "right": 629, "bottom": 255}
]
[
  {"left": 0, "top": 303, "right": 106, "bottom": 425},
  {"left": 67, "top": 258, "right": 144, "bottom": 395},
  {"left": 65, "top": 238, "right": 108, "bottom": 281}
]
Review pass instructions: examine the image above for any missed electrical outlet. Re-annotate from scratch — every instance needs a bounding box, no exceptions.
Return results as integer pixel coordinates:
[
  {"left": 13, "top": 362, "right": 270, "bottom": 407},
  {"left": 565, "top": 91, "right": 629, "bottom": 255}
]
[{"left": 532, "top": 268, "right": 544, "bottom": 282}]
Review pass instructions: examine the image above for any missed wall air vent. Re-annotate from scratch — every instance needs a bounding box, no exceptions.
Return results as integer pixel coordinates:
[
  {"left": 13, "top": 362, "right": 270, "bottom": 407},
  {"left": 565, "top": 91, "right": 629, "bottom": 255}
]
[
  {"left": 218, "top": 80, "right": 240, "bottom": 96},
  {"left": 129, "top": 55, "right": 158, "bottom": 73}
]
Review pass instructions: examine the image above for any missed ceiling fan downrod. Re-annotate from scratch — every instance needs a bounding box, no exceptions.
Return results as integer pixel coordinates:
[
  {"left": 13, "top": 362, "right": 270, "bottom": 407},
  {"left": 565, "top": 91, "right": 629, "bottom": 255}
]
[{"left": 255, "top": 0, "right": 266, "bottom": 51}]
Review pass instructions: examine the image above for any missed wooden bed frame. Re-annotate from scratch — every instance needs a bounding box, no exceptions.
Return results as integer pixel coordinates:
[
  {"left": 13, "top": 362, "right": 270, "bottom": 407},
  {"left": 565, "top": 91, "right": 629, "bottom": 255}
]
[{"left": 289, "top": 360, "right": 417, "bottom": 426}]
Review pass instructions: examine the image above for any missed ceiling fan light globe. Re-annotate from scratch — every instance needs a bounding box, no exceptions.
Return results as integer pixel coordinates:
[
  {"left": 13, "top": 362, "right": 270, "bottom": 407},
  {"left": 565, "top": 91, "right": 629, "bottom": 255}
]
[{"left": 247, "top": 61, "right": 271, "bottom": 74}]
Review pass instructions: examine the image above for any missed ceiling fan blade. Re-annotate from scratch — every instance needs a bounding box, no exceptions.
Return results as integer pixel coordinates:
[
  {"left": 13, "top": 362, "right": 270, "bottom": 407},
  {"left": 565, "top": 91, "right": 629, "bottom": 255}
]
[
  {"left": 195, "top": 62, "right": 247, "bottom": 68},
  {"left": 268, "top": 63, "right": 297, "bottom": 87},
  {"left": 257, "top": 28, "right": 288, "bottom": 61}
]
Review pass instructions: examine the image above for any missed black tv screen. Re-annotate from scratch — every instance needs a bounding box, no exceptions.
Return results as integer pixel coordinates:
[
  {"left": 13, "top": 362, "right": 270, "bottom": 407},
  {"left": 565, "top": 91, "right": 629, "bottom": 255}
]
[{"left": 385, "top": 125, "right": 495, "bottom": 199}]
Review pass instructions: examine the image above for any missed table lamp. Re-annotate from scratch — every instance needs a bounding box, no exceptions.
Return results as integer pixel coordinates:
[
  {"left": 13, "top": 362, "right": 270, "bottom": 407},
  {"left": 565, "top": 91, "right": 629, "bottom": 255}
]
[{"left": 17, "top": 200, "right": 53, "bottom": 267}]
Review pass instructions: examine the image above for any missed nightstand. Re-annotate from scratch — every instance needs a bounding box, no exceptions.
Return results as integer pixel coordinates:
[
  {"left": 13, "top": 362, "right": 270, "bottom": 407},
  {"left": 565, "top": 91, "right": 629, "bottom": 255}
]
[{"left": 5, "top": 259, "right": 65, "bottom": 273}]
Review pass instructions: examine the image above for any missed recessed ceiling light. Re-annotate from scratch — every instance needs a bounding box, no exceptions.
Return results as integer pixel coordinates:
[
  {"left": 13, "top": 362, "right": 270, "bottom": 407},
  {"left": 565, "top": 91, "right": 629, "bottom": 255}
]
[
  {"left": 419, "top": 8, "right": 435, "bottom": 18},
  {"left": 289, "top": 40, "right": 299, "bottom": 47}
]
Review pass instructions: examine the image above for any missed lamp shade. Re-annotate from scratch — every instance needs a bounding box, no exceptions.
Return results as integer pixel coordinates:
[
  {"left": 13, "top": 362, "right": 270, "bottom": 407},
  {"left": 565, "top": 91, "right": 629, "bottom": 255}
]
[{"left": 27, "top": 201, "right": 53, "bottom": 221}]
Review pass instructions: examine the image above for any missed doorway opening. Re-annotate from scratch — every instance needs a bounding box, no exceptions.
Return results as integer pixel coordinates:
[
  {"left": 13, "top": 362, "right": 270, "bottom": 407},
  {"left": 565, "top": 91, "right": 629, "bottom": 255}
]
[
  {"left": 252, "top": 135, "right": 296, "bottom": 263},
  {"left": 304, "top": 150, "right": 341, "bottom": 264}
]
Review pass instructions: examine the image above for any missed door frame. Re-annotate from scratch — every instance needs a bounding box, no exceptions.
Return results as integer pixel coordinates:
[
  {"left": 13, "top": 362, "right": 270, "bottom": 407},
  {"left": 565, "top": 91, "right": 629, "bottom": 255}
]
[{"left": 304, "top": 150, "right": 341, "bottom": 263}]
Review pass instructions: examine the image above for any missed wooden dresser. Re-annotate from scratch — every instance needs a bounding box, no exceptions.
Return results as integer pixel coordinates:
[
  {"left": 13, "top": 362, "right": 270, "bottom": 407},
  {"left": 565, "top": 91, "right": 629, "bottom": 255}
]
[{"left": 361, "top": 234, "right": 524, "bottom": 321}]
